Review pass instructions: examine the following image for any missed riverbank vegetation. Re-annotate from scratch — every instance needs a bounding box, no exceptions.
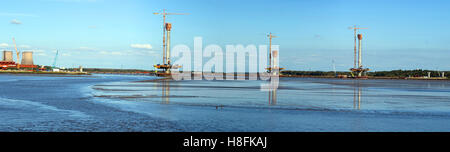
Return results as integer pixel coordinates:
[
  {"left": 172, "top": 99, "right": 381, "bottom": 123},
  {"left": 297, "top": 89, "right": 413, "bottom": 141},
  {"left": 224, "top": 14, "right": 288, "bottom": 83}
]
[{"left": 282, "top": 69, "right": 449, "bottom": 79}]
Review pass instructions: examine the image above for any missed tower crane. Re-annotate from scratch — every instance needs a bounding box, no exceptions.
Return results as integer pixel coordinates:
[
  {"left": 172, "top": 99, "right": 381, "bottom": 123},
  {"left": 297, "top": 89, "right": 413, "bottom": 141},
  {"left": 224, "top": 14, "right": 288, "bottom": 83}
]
[
  {"left": 12, "top": 37, "right": 20, "bottom": 69},
  {"left": 349, "top": 26, "right": 368, "bottom": 69},
  {"left": 268, "top": 33, "right": 277, "bottom": 70},
  {"left": 266, "top": 33, "right": 284, "bottom": 73},
  {"left": 349, "top": 26, "right": 370, "bottom": 77},
  {"left": 153, "top": 9, "right": 189, "bottom": 65},
  {"left": 52, "top": 50, "right": 59, "bottom": 69}
]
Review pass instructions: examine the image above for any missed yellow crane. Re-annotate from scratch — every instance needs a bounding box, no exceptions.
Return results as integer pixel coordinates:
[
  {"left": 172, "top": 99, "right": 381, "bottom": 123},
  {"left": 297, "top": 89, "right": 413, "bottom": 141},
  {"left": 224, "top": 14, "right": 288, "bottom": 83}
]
[
  {"left": 12, "top": 37, "right": 20, "bottom": 69},
  {"left": 349, "top": 26, "right": 368, "bottom": 69},
  {"left": 266, "top": 33, "right": 284, "bottom": 72},
  {"left": 268, "top": 33, "right": 277, "bottom": 70},
  {"left": 153, "top": 9, "right": 189, "bottom": 65}
]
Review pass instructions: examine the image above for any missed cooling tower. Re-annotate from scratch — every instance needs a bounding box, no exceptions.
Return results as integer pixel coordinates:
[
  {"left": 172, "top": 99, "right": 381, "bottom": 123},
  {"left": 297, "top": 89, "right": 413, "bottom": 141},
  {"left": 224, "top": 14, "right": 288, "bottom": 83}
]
[
  {"left": 2, "top": 51, "right": 13, "bottom": 62},
  {"left": 21, "top": 51, "right": 34, "bottom": 65}
]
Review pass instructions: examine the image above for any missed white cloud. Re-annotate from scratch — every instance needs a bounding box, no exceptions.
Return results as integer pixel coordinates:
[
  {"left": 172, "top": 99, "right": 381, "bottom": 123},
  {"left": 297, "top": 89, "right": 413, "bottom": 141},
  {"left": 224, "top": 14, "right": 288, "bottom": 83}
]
[
  {"left": 37, "top": 53, "right": 48, "bottom": 56},
  {"left": 0, "top": 44, "right": 32, "bottom": 49},
  {"left": 10, "top": 19, "right": 22, "bottom": 25},
  {"left": 79, "top": 47, "right": 97, "bottom": 51},
  {"left": 23, "top": 49, "right": 46, "bottom": 53},
  {"left": 0, "top": 43, "right": 8, "bottom": 48},
  {"left": 131, "top": 44, "right": 152, "bottom": 50},
  {"left": 111, "top": 52, "right": 123, "bottom": 55},
  {"left": 124, "top": 49, "right": 159, "bottom": 56},
  {"left": 98, "top": 51, "right": 123, "bottom": 56},
  {"left": 22, "top": 49, "right": 48, "bottom": 56},
  {"left": 144, "top": 50, "right": 158, "bottom": 55},
  {"left": 146, "top": 51, "right": 159, "bottom": 57},
  {"left": 19, "top": 45, "right": 31, "bottom": 49}
]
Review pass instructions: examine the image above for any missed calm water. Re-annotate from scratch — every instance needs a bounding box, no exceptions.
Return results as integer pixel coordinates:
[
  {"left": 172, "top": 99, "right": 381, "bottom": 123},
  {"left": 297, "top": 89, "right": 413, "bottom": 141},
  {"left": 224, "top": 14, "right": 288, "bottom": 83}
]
[{"left": 1, "top": 74, "right": 450, "bottom": 132}]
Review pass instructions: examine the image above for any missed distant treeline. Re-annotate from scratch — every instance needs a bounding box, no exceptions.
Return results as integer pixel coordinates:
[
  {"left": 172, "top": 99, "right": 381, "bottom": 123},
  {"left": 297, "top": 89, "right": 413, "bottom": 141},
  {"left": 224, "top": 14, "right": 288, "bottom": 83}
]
[
  {"left": 282, "top": 71, "right": 348, "bottom": 77},
  {"left": 79, "top": 68, "right": 448, "bottom": 78},
  {"left": 282, "top": 69, "right": 449, "bottom": 78},
  {"left": 368, "top": 70, "right": 449, "bottom": 77}
]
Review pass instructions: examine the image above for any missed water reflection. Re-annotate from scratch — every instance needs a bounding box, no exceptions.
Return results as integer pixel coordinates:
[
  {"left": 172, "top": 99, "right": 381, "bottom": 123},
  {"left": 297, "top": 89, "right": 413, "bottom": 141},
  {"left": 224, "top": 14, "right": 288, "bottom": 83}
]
[
  {"left": 161, "top": 80, "right": 170, "bottom": 104},
  {"left": 353, "top": 81, "right": 362, "bottom": 110},
  {"left": 268, "top": 89, "right": 277, "bottom": 105}
]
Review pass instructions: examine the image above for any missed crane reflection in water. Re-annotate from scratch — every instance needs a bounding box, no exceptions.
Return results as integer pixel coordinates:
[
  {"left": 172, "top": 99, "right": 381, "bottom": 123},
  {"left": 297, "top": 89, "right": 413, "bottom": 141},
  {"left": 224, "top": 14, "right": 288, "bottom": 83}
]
[
  {"left": 268, "top": 88, "right": 277, "bottom": 105},
  {"left": 161, "top": 79, "right": 170, "bottom": 104},
  {"left": 156, "top": 79, "right": 363, "bottom": 109},
  {"left": 263, "top": 77, "right": 279, "bottom": 106},
  {"left": 353, "top": 81, "right": 362, "bottom": 110}
]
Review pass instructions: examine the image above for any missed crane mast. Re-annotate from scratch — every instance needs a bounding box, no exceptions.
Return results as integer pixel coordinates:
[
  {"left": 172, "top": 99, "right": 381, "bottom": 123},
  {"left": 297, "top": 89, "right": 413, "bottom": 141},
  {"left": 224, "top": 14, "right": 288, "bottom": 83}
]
[
  {"left": 264, "top": 33, "right": 284, "bottom": 74},
  {"left": 267, "top": 33, "right": 278, "bottom": 72},
  {"left": 53, "top": 50, "right": 59, "bottom": 69},
  {"left": 153, "top": 9, "right": 189, "bottom": 75},
  {"left": 12, "top": 37, "right": 20, "bottom": 69},
  {"left": 349, "top": 26, "right": 370, "bottom": 78},
  {"left": 268, "top": 33, "right": 277, "bottom": 70},
  {"left": 349, "top": 26, "right": 368, "bottom": 69},
  {"left": 153, "top": 9, "right": 189, "bottom": 65}
]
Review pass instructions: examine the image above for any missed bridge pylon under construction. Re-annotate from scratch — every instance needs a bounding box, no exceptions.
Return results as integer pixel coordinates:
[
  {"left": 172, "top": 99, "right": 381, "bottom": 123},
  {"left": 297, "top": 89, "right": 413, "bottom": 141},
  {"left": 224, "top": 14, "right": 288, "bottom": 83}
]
[
  {"left": 350, "top": 33, "right": 370, "bottom": 78},
  {"left": 153, "top": 10, "right": 187, "bottom": 76}
]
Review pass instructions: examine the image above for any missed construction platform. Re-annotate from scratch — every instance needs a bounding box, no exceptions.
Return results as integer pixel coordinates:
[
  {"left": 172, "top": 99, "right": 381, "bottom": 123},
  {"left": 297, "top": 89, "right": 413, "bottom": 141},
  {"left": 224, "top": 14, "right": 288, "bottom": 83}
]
[
  {"left": 351, "top": 76, "right": 369, "bottom": 79},
  {"left": 349, "top": 68, "right": 371, "bottom": 79},
  {"left": 153, "top": 64, "right": 183, "bottom": 77},
  {"left": 350, "top": 68, "right": 370, "bottom": 73},
  {"left": 153, "top": 64, "right": 182, "bottom": 70},
  {"left": 265, "top": 67, "right": 285, "bottom": 71}
]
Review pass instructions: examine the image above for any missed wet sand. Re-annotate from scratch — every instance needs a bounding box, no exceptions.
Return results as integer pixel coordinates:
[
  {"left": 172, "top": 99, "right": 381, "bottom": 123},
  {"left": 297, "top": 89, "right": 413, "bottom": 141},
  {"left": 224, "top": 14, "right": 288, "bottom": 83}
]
[
  {"left": 89, "top": 76, "right": 450, "bottom": 131},
  {"left": 1, "top": 74, "right": 450, "bottom": 131}
]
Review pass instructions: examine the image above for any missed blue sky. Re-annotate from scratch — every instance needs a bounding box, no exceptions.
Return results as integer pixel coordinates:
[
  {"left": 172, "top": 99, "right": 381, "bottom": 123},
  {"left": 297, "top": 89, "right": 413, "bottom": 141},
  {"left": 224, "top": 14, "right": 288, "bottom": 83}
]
[{"left": 1, "top": 0, "right": 449, "bottom": 71}]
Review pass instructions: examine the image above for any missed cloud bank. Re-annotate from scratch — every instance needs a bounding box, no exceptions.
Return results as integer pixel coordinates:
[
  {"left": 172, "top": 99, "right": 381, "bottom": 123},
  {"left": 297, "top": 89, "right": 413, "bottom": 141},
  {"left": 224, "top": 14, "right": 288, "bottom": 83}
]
[
  {"left": 130, "top": 44, "right": 152, "bottom": 50},
  {"left": 10, "top": 19, "right": 22, "bottom": 25}
]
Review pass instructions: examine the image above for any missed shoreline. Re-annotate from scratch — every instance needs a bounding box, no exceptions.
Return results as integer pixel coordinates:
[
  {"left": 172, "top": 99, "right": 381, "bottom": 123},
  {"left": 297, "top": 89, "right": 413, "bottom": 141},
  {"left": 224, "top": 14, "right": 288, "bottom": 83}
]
[
  {"left": 0, "top": 70, "right": 90, "bottom": 75},
  {"left": 139, "top": 73, "right": 450, "bottom": 81},
  {"left": 281, "top": 75, "right": 450, "bottom": 81},
  {"left": 2, "top": 70, "right": 447, "bottom": 81}
]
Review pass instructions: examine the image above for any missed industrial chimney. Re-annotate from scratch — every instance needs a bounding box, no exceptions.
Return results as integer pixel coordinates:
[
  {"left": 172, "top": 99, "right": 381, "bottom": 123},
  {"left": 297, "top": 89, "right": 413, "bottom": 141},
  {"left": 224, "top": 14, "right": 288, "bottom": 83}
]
[
  {"left": 2, "top": 51, "right": 14, "bottom": 62},
  {"left": 21, "top": 51, "right": 34, "bottom": 65}
]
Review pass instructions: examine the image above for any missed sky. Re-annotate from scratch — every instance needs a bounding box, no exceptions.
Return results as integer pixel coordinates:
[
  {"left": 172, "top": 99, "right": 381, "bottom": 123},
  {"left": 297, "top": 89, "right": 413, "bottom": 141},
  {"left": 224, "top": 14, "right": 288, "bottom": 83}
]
[{"left": 0, "top": 0, "right": 449, "bottom": 71}]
